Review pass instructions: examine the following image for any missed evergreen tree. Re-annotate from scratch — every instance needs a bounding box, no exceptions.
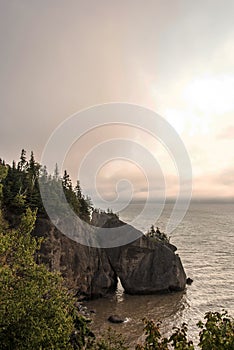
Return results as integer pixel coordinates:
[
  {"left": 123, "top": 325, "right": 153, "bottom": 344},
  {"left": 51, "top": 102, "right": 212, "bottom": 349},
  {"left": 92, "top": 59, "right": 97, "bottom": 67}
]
[
  {"left": 1, "top": 152, "right": 92, "bottom": 223},
  {"left": 63, "top": 170, "right": 72, "bottom": 190},
  {"left": 54, "top": 163, "right": 60, "bottom": 181},
  {"left": 74, "top": 181, "right": 92, "bottom": 222},
  {"left": 2, "top": 162, "right": 26, "bottom": 214},
  {"left": 62, "top": 171, "right": 81, "bottom": 216},
  {"left": 74, "top": 180, "right": 82, "bottom": 200},
  {"left": 17, "top": 149, "right": 27, "bottom": 172},
  {"left": 0, "top": 162, "right": 8, "bottom": 205},
  {"left": 40, "top": 165, "right": 48, "bottom": 182},
  {"left": 26, "top": 152, "right": 42, "bottom": 211}
]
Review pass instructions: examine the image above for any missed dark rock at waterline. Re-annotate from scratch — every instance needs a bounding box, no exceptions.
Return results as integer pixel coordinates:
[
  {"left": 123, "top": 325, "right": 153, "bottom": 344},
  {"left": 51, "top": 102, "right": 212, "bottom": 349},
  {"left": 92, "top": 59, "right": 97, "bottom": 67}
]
[
  {"left": 32, "top": 212, "right": 187, "bottom": 298},
  {"left": 108, "top": 315, "right": 125, "bottom": 323},
  {"left": 186, "top": 277, "right": 193, "bottom": 285}
]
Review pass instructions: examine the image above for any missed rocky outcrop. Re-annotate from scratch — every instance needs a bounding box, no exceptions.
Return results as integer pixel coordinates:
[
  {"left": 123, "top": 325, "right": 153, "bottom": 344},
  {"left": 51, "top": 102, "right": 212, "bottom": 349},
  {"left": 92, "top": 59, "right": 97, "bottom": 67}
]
[
  {"left": 106, "top": 235, "right": 186, "bottom": 294},
  {"left": 33, "top": 214, "right": 186, "bottom": 298},
  {"left": 33, "top": 218, "right": 118, "bottom": 299}
]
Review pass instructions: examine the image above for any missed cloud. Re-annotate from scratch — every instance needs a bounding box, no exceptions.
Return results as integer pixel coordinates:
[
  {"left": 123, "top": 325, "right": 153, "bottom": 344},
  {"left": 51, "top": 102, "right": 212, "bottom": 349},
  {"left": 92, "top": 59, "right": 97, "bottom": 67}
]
[
  {"left": 217, "top": 126, "right": 234, "bottom": 139},
  {"left": 182, "top": 75, "right": 234, "bottom": 115},
  {"left": 192, "top": 167, "right": 234, "bottom": 198},
  {"left": 1, "top": 1, "right": 234, "bottom": 201},
  {"left": 218, "top": 167, "right": 234, "bottom": 186}
]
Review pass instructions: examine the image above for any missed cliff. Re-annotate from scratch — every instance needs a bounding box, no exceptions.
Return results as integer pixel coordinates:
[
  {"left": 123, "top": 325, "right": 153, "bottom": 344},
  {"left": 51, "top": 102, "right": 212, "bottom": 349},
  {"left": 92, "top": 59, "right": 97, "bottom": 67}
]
[
  {"left": 33, "top": 217, "right": 118, "bottom": 299},
  {"left": 107, "top": 235, "right": 186, "bottom": 294},
  {"left": 33, "top": 213, "right": 186, "bottom": 299}
]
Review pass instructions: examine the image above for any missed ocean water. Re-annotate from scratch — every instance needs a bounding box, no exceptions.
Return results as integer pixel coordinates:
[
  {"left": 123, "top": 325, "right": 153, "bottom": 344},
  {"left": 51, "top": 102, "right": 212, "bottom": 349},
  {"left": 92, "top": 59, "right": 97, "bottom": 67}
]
[{"left": 84, "top": 202, "right": 234, "bottom": 348}]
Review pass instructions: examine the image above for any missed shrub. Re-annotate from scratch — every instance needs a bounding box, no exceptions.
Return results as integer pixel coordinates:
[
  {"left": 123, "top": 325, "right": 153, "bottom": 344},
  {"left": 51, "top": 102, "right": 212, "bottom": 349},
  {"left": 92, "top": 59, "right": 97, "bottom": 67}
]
[{"left": 197, "top": 310, "right": 234, "bottom": 350}]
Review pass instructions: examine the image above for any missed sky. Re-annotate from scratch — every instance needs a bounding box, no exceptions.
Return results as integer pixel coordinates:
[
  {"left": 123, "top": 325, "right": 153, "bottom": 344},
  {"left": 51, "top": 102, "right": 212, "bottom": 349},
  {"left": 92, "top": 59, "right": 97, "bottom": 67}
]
[{"left": 0, "top": 0, "right": 234, "bottom": 204}]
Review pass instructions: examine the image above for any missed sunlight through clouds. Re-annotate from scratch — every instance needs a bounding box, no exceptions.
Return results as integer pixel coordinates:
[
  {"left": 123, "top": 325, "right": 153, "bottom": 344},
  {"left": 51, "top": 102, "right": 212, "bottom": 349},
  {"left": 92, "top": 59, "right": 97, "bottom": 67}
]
[{"left": 182, "top": 75, "right": 234, "bottom": 115}]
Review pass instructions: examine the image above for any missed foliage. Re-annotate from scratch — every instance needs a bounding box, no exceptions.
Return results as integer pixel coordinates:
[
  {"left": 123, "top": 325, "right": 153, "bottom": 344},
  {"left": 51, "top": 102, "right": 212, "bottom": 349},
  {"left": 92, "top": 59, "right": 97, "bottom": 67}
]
[
  {"left": 69, "top": 326, "right": 128, "bottom": 350},
  {"left": 169, "top": 323, "right": 194, "bottom": 349},
  {"left": 0, "top": 208, "right": 91, "bottom": 350},
  {"left": 91, "top": 328, "right": 128, "bottom": 350},
  {"left": 197, "top": 311, "right": 234, "bottom": 349},
  {"left": 0, "top": 159, "right": 8, "bottom": 204},
  {"left": 135, "top": 318, "right": 169, "bottom": 350},
  {"left": 70, "top": 315, "right": 95, "bottom": 349},
  {"left": 135, "top": 313, "right": 234, "bottom": 350},
  {"left": 2, "top": 151, "right": 43, "bottom": 215},
  {"left": 146, "top": 225, "right": 169, "bottom": 243},
  {"left": 1, "top": 150, "right": 92, "bottom": 221}
]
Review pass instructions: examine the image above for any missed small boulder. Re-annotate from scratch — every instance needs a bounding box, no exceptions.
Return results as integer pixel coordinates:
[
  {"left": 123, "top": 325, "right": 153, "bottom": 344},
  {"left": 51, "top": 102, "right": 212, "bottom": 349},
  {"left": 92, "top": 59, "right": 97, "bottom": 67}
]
[
  {"left": 186, "top": 277, "right": 193, "bottom": 285},
  {"left": 108, "top": 315, "right": 125, "bottom": 323}
]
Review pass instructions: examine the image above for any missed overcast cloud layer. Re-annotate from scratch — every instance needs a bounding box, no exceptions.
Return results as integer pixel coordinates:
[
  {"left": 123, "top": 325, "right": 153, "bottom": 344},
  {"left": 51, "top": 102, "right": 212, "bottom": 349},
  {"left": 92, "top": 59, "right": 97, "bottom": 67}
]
[{"left": 0, "top": 0, "right": 234, "bottom": 201}]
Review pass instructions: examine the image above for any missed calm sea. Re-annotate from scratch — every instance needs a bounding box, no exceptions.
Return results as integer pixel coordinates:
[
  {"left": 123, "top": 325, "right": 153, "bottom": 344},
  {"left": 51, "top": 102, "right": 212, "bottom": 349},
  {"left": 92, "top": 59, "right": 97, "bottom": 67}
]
[{"left": 84, "top": 202, "right": 234, "bottom": 348}]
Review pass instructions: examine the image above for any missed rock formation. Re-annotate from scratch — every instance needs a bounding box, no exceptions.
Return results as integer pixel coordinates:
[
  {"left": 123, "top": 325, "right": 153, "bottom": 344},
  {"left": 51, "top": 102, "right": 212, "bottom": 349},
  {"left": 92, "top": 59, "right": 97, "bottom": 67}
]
[
  {"left": 33, "top": 213, "right": 186, "bottom": 299},
  {"left": 33, "top": 218, "right": 118, "bottom": 299},
  {"left": 106, "top": 235, "right": 186, "bottom": 294}
]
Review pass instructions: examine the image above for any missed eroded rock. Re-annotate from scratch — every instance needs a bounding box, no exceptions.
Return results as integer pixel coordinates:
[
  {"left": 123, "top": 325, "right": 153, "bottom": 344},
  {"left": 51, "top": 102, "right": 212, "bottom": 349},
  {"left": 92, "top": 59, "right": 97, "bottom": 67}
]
[
  {"left": 33, "top": 214, "right": 186, "bottom": 298},
  {"left": 33, "top": 218, "right": 118, "bottom": 299},
  {"left": 106, "top": 235, "right": 186, "bottom": 294}
]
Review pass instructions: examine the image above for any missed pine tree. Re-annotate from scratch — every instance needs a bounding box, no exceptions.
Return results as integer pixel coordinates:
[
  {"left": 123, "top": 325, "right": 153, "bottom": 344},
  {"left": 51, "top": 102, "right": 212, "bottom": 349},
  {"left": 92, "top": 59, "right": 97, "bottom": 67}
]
[
  {"left": 53, "top": 163, "right": 59, "bottom": 181},
  {"left": 0, "top": 162, "right": 8, "bottom": 205},
  {"left": 74, "top": 180, "right": 82, "bottom": 200},
  {"left": 40, "top": 165, "right": 48, "bottom": 182},
  {"left": 63, "top": 170, "right": 72, "bottom": 190},
  {"left": 74, "top": 181, "right": 91, "bottom": 221},
  {"left": 27, "top": 152, "right": 42, "bottom": 211},
  {"left": 17, "top": 149, "right": 27, "bottom": 172}
]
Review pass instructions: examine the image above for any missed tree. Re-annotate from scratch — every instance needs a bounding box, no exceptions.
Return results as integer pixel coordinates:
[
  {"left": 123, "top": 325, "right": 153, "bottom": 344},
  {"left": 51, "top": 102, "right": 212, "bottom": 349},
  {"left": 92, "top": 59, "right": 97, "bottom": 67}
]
[
  {"left": 74, "top": 181, "right": 82, "bottom": 200},
  {"left": 2, "top": 162, "right": 27, "bottom": 215},
  {"left": 17, "top": 149, "right": 28, "bottom": 172},
  {"left": 0, "top": 208, "right": 86, "bottom": 349},
  {"left": 150, "top": 225, "right": 156, "bottom": 236},
  {"left": 62, "top": 172, "right": 81, "bottom": 216},
  {"left": 0, "top": 161, "right": 8, "bottom": 205},
  {"left": 91, "top": 328, "right": 128, "bottom": 350},
  {"left": 135, "top": 314, "right": 234, "bottom": 350},
  {"left": 40, "top": 165, "right": 48, "bottom": 182},
  {"left": 54, "top": 163, "right": 60, "bottom": 180},
  {"left": 63, "top": 170, "right": 72, "bottom": 190},
  {"left": 26, "top": 151, "right": 42, "bottom": 210},
  {"left": 197, "top": 311, "right": 234, "bottom": 350},
  {"left": 74, "top": 181, "right": 92, "bottom": 222},
  {"left": 135, "top": 319, "right": 169, "bottom": 350}
]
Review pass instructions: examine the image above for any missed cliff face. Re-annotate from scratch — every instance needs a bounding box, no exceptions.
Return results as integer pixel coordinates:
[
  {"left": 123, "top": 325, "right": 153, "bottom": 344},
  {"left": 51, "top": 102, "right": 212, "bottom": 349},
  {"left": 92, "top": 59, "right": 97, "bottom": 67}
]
[
  {"left": 106, "top": 236, "right": 186, "bottom": 294},
  {"left": 33, "top": 214, "right": 186, "bottom": 298},
  {"left": 33, "top": 218, "right": 118, "bottom": 299}
]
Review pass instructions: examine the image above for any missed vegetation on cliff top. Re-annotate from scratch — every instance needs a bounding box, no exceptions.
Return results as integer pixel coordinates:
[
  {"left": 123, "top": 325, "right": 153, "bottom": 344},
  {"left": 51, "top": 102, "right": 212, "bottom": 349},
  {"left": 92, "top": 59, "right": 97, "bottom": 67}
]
[{"left": 0, "top": 149, "right": 92, "bottom": 223}]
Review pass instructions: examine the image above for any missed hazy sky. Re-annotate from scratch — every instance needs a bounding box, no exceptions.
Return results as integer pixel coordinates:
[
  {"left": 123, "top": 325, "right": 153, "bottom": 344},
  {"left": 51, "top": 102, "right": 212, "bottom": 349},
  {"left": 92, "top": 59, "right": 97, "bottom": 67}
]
[{"left": 0, "top": 0, "right": 234, "bottom": 201}]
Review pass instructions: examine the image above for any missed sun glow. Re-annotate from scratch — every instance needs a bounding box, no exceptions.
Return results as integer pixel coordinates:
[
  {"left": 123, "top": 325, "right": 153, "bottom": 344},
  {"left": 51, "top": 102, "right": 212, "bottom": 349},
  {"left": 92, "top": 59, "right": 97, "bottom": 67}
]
[
  {"left": 159, "top": 74, "right": 234, "bottom": 137},
  {"left": 164, "top": 107, "right": 211, "bottom": 136},
  {"left": 182, "top": 75, "right": 234, "bottom": 114}
]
